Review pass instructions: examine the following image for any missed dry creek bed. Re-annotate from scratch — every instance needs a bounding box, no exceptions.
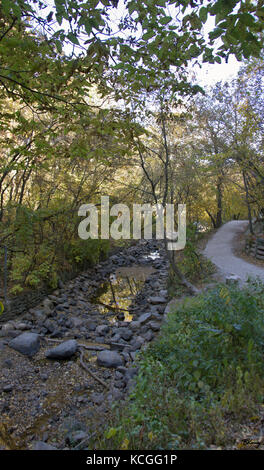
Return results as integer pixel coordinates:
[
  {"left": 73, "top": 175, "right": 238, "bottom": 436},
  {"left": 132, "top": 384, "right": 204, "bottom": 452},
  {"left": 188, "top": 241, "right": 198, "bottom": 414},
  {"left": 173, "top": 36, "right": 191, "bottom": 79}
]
[{"left": 0, "top": 239, "right": 170, "bottom": 450}]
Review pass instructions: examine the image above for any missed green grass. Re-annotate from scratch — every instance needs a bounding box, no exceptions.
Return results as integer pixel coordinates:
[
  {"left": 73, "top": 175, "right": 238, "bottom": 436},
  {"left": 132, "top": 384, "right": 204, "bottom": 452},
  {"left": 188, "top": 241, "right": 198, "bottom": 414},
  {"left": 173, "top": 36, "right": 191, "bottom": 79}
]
[{"left": 98, "top": 279, "right": 264, "bottom": 450}]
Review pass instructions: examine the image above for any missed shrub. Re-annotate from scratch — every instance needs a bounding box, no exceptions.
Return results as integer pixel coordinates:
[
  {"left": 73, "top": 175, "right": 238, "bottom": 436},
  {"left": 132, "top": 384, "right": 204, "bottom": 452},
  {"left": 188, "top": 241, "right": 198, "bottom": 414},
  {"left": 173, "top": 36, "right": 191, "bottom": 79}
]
[{"left": 100, "top": 281, "right": 264, "bottom": 450}]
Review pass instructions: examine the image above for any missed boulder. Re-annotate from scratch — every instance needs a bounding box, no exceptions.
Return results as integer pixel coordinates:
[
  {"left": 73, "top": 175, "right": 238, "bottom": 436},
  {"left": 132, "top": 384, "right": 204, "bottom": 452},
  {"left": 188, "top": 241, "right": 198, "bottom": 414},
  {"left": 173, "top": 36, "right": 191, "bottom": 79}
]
[
  {"left": 97, "top": 350, "right": 124, "bottom": 368},
  {"left": 9, "top": 333, "right": 40, "bottom": 357},
  {"left": 45, "top": 340, "right": 78, "bottom": 359}
]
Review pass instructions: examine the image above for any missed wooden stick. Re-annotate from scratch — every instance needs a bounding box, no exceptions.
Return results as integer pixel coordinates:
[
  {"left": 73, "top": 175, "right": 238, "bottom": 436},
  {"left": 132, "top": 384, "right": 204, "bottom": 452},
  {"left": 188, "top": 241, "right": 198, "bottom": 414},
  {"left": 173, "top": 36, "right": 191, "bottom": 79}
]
[{"left": 79, "top": 348, "right": 109, "bottom": 389}]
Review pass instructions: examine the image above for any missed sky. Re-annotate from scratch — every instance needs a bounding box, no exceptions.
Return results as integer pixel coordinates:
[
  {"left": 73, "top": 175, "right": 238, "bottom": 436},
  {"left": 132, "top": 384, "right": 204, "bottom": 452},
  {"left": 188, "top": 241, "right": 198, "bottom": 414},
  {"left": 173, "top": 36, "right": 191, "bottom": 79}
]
[
  {"left": 194, "top": 55, "right": 241, "bottom": 87},
  {"left": 40, "top": 0, "right": 243, "bottom": 89},
  {"left": 108, "top": 0, "right": 243, "bottom": 88}
]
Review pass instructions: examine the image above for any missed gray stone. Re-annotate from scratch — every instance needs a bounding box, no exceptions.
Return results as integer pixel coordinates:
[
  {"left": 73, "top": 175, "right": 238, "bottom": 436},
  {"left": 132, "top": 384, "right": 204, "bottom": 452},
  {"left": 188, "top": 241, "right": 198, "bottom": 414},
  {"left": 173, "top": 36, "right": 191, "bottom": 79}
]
[
  {"left": 129, "top": 321, "right": 141, "bottom": 332},
  {"left": 95, "top": 325, "right": 110, "bottom": 336},
  {"left": 225, "top": 274, "right": 241, "bottom": 285},
  {"left": 97, "top": 350, "right": 124, "bottom": 368},
  {"left": 45, "top": 340, "right": 78, "bottom": 359},
  {"left": 90, "top": 392, "right": 104, "bottom": 405},
  {"left": 43, "top": 319, "right": 56, "bottom": 333},
  {"left": 130, "top": 336, "right": 145, "bottom": 351},
  {"left": 71, "top": 317, "right": 84, "bottom": 328},
  {"left": 138, "top": 312, "right": 153, "bottom": 325},
  {"left": 149, "top": 296, "right": 167, "bottom": 304},
  {"left": 71, "top": 431, "right": 87, "bottom": 444},
  {"left": 43, "top": 298, "right": 53, "bottom": 314},
  {"left": 142, "top": 330, "right": 154, "bottom": 341},
  {"left": 119, "top": 327, "right": 133, "bottom": 341},
  {"left": 9, "top": 333, "right": 40, "bottom": 357},
  {"left": 148, "top": 321, "right": 161, "bottom": 331},
  {"left": 1, "top": 323, "right": 15, "bottom": 333},
  {"left": 15, "top": 322, "right": 30, "bottom": 331}
]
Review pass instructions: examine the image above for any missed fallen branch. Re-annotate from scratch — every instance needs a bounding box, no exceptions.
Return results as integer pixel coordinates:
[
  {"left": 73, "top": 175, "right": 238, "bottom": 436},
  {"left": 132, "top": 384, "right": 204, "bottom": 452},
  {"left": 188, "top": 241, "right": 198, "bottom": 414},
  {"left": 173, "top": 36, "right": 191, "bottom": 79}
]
[
  {"left": 41, "top": 336, "right": 130, "bottom": 350},
  {"left": 79, "top": 348, "right": 109, "bottom": 389}
]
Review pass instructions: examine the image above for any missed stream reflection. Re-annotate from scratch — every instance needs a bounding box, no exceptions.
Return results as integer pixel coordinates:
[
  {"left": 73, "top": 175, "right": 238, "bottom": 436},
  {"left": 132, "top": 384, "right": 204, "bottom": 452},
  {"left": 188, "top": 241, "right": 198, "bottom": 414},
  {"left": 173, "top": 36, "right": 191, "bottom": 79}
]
[{"left": 91, "top": 266, "right": 156, "bottom": 323}]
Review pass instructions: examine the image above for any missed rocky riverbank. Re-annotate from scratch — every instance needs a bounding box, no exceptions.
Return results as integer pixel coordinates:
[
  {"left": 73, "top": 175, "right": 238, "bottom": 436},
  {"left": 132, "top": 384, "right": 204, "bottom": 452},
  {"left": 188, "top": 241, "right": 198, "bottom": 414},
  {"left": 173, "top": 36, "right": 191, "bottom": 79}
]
[{"left": 0, "top": 239, "right": 170, "bottom": 450}]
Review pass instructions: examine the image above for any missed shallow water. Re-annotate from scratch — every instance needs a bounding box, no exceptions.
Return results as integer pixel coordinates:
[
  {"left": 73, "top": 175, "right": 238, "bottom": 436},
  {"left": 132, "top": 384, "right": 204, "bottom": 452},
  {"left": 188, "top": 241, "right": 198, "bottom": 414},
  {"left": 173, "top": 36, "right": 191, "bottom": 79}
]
[{"left": 91, "top": 265, "right": 156, "bottom": 323}]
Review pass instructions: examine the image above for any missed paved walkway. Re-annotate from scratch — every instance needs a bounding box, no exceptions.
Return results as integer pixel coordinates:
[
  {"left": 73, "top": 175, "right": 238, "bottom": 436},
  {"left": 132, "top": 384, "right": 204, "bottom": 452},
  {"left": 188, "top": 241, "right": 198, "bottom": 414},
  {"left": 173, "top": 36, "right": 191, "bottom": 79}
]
[{"left": 203, "top": 220, "right": 264, "bottom": 283}]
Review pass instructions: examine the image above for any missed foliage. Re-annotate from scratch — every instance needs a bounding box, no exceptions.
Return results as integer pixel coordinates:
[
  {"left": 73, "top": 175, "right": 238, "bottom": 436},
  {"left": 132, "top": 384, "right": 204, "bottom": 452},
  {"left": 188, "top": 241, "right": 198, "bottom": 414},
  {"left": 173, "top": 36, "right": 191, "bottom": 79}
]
[
  {"left": 1, "top": 203, "right": 110, "bottom": 294},
  {"left": 100, "top": 280, "right": 264, "bottom": 450}
]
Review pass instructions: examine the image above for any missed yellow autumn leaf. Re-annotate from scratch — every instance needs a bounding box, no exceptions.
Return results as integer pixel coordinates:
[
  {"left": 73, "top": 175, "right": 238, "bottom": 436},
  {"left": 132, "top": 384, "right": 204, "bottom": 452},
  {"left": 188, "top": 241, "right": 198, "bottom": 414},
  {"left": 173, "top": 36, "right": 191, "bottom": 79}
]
[
  {"left": 105, "top": 427, "right": 117, "bottom": 439},
  {"left": 148, "top": 431, "right": 154, "bottom": 441},
  {"left": 121, "top": 437, "right": 129, "bottom": 450}
]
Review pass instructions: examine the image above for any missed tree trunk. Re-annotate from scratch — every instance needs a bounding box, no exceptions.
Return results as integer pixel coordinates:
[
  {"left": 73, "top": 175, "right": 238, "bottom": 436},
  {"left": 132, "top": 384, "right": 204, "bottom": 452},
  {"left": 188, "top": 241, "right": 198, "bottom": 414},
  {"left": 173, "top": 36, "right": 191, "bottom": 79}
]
[
  {"left": 164, "top": 239, "right": 199, "bottom": 296},
  {"left": 215, "top": 177, "right": 223, "bottom": 228},
  {"left": 242, "top": 170, "right": 254, "bottom": 234}
]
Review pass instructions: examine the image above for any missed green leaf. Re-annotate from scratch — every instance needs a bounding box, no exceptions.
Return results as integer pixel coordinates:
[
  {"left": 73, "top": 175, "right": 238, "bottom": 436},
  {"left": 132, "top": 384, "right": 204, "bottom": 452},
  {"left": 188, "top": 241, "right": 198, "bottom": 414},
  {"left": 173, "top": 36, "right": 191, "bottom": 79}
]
[
  {"left": 239, "top": 13, "right": 255, "bottom": 27},
  {"left": 160, "top": 16, "right": 172, "bottom": 26},
  {"left": 67, "top": 32, "right": 80, "bottom": 45},
  {"left": 199, "top": 6, "right": 208, "bottom": 24},
  {"left": 189, "top": 44, "right": 200, "bottom": 58},
  {"left": 209, "top": 28, "right": 223, "bottom": 41},
  {"left": 142, "top": 30, "right": 156, "bottom": 41}
]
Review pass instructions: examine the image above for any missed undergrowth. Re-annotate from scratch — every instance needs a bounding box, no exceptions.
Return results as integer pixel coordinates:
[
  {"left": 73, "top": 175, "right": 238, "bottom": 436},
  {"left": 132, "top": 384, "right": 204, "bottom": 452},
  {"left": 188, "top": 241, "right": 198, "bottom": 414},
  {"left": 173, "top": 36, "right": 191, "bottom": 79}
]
[{"left": 98, "top": 279, "right": 264, "bottom": 450}]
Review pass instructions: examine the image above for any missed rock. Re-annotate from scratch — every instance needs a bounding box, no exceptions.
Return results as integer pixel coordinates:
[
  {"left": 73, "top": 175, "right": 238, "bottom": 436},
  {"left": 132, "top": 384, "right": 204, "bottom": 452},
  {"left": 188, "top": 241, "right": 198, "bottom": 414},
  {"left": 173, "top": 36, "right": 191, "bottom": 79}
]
[
  {"left": 70, "top": 431, "right": 87, "bottom": 445},
  {"left": 3, "top": 384, "right": 13, "bottom": 392},
  {"left": 130, "top": 336, "right": 145, "bottom": 351},
  {"left": 148, "top": 321, "right": 161, "bottom": 331},
  {"left": 3, "top": 359, "right": 13, "bottom": 369},
  {"left": 43, "top": 298, "right": 53, "bottom": 314},
  {"left": 9, "top": 332, "right": 40, "bottom": 357},
  {"left": 159, "top": 289, "right": 168, "bottom": 297},
  {"left": 71, "top": 317, "right": 84, "bottom": 328},
  {"left": 90, "top": 392, "right": 104, "bottom": 405},
  {"left": 87, "top": 322, "right": 97, "bottom": 331},
  {"left": 50, "top": 329, "right": 64, "bottom": 339},
  {"left": 129, "top": 321, "right": 141, "bottom": 331},
  {"left": 125, "top": 366, "right": 138, "bottom": 380},
  {"left": 95, "top": 325, "right": 110, "bottom": 336},
  {"left": 43, "top": 319, "right": 56, "bottom": 333},
  {"left": 15, "top": 322, "right": 30, "bottom": 331},
  {"left": 138, "top": 312, "right": 153, "bottom": 325},
  {"left": 1, "top": 323, "right": 15, "bottom": 334},
  {"left": 111, "top": 333, "right": 121, "bottom": 342},
  {"left": 33, "top": 441, "right": 57, "bottom": 450},
  {"left": 97, "top": 350, "right": 124, "bottom": 368},
  {"left": 149, "top": 296, "right": 167, "bottom": 304},
  {"left": 6, "top": 330, "right": 21, "bottom": 338},
  {"left": 45, "top": 340, "right": 78, "bottom": 359},
  {"left": 119, "top": 327, "right": 133, "bottom": 341},
  {"left": 225, "top": 274, "right": 241, "bottom": 285},
  {"left": 142, "top": 330, "right": 154, "bottom": 341}
]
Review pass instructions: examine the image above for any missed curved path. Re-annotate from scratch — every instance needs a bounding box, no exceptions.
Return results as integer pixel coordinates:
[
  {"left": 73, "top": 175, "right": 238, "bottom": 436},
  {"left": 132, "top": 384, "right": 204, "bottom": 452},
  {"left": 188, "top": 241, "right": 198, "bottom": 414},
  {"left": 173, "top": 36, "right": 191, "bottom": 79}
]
[{"left": 203, "top": 220, "right": 264, "bottom": 283}]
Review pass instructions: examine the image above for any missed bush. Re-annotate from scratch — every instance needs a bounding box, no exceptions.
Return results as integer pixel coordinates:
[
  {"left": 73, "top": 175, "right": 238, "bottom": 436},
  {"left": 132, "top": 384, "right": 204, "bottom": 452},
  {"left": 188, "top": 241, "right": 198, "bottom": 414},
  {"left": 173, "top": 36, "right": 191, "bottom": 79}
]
[{"left": 100, "top": 281, "right": 264, "bottom": 450}]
